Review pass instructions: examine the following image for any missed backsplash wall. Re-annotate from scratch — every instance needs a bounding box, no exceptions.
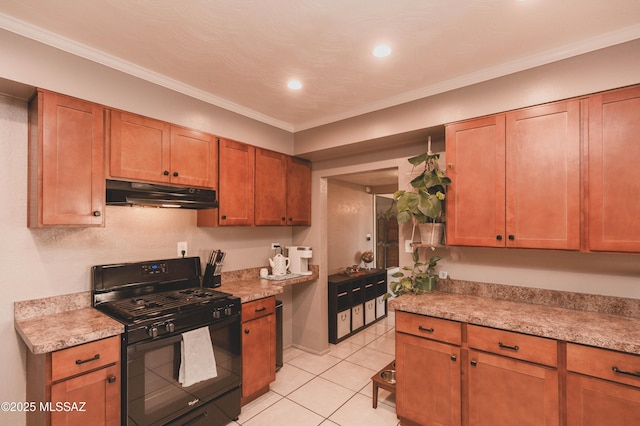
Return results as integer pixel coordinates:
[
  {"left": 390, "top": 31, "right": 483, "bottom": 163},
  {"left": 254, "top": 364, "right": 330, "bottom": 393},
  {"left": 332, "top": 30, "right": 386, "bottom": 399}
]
[{"left": 0, "top": 96, "right": 292, "bottom": 424}]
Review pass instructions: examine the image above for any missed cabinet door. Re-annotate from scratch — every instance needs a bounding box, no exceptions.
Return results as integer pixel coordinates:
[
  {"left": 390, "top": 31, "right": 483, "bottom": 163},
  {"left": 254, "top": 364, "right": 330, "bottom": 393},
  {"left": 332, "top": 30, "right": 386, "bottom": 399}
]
[
  {"left": 566, "top": 373, "right": 640, "bottom": 426},
  {"left": 255, "top": 148, "right": 287, "bottom": 225},
  {"left": 588, "top": 85, "right": 640, "bottom": 252},
  {"left": 50, "top": 363, "right": 120, "bottom": 426},
  {"left": 468, "top": 350, "right": 559, "bottom": 426},
  {"left": 29, "top": 89, "right": 105, "bottom": 227},
  {"left": 286, "top": 156, "right": 312, "bottom": 226},
  {"left": 241, "top": 314, "right": 275, "bottom": 399},
  {"left": 170, "top": 126, "right": 217, "bottom": 188},
  {"left": 218, "top": 138, "right": 255, "bottom": 225},
  {"left": 396, "top": 332, "right": 461, "bottom": 425},
  {"left": 446, "top": 115, "right": 506, "bottom": 247},
  {"left": 109, "top": 110, "right": 171, "bottom": 183},
  {"left": 506, "top": 100, "right": 581, "bottom": 250}
]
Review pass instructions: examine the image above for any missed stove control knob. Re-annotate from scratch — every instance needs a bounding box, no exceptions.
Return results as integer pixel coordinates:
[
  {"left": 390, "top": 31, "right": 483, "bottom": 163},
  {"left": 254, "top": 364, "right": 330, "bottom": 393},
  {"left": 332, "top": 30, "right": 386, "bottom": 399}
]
[
  {"left": 147, "top": 326, "right": 159, "bottom": 338},
  {"left": 224, "top": 306, "right": 233, "bottom": 316},
  {"left": 165, "top": 322, "right": 175, "bottom": 333},
  {"left": 212, "top": 309, "right": 222, "bottom": 319}
]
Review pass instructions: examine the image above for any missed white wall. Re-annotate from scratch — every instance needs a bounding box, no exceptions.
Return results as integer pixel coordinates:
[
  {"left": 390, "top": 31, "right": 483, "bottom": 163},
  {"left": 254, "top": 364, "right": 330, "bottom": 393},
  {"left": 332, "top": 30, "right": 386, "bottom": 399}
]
[{"left": 327, "top": 179, "right": 375, "bottom": 274}]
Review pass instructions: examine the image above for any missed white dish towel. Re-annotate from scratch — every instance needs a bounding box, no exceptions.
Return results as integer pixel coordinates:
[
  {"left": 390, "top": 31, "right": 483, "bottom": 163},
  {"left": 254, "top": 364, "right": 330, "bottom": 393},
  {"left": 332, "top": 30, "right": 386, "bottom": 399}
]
[{"left": 179, "top": 326, "right": 218, "bottom": 387}]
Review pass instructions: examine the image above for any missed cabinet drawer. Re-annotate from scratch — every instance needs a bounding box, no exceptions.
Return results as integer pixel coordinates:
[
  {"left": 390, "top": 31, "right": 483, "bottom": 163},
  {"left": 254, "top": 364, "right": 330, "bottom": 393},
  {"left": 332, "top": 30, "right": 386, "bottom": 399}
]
[
  {"left": 242, "top": 296, "right": 275, "bottom": 322},
  {"left": 396, "top": 311, "right": 461, "bottom": 345},
  {"left": 51, "top": 336, "right": 120, "bottom": 382},
  {"left": 467, "top": 324, "right": 557, "bottom": 367},
  {"left": 567, "top": 343, "right": 640, "bottom": 388}
]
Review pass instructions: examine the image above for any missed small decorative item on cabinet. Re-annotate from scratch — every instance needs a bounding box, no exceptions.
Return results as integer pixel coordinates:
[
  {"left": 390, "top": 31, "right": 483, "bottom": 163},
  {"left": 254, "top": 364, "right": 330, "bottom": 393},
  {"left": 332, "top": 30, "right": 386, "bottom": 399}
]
[
  {"left": 393, "top": 137, "right": 451, "bottom": 246},
  {"left": 389, "top": 249, "right": 441, "bottom": 295}
]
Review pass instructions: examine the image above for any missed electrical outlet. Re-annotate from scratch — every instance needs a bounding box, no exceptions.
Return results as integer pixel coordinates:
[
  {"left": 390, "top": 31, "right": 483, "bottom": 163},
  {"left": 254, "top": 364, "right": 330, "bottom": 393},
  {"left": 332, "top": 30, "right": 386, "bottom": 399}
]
[
  {"left": 439, "top": 271, "right": 448, "bottom": 279},
  {"left": 404, "top": 240, "right": 413, "bottom": 253},
  {"left": 177, "top": 242, "right": 188, "bottom": 257},
  {"left": 271, "top": 243, "right": 280, "bottom": 250}
]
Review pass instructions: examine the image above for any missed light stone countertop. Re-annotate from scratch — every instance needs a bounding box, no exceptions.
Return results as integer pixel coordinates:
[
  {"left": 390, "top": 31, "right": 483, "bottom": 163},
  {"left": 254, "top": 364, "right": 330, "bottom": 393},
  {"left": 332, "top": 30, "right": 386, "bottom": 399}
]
[
  {"left": 15, "top": 306, "right": 124, "bottom": 355},
  {"left": 390, "top": 290, "right": 640, "bottom": 355},
  {"left": 216, "top": 265, "right": 319, "bottom": 303}
]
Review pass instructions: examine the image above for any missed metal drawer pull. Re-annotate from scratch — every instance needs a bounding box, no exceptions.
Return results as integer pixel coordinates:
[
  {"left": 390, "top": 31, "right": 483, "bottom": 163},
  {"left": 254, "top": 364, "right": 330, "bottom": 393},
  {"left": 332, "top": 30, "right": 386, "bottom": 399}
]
[
  {"left": 418, "top": 325, "right": 435, "bottom": 333},
  {"left": 612, "top": 366, "right": 640, "bottom": 378},
  {"left": 498, "top": 342, "right": 520, "bottom": 351},
  {"left": 75, "top": 354, "right": 100, "bottom": 365},
  {"left": 365, "top": 284, "right": 373, "bottom": 288},
  {"left": 255, "top": 307, "right": 267, "bottom": 313},
  {"left": 470, "top": 360, "right": 477, "bottom": 366},
  {"left": 337, "top": 292, "right": 348, "bottom": 297},
  {"left": 107, "top": 375, "right": 117, "bottom": 384},
  {"left": 450, "top": 355, "right": 457, "bottom": 362}
]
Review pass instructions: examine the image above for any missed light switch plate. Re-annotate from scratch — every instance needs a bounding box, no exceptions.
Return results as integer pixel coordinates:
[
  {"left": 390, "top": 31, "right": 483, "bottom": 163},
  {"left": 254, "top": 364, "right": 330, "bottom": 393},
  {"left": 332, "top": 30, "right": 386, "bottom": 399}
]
[{"left": 404, "top": 240, "right": 413, "bottom": 253}]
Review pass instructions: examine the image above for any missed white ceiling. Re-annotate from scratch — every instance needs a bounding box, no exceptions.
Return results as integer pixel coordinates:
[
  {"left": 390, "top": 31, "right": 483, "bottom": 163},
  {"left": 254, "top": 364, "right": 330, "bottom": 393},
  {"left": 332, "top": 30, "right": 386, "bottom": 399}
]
[{"left": 1, "top": 0, "right": 639, "bottom": 132}]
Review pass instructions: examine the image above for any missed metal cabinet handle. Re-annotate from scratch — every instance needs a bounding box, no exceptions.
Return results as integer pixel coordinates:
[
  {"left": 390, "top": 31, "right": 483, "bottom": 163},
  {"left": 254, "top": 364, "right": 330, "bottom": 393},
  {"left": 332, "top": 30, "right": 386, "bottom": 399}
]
[
  {"left": 508, "top": 235, "right": 515, "bottom": 240},
  {"left": 92, "top": 211, "right": 101, "bottom": 217},
  {"left": 255, "top": 307, "right": 267, "bottom": 313},
  {"left": 244, "top": 329, "right": 250, "bottom": 334},
  {"left": 498, "top": 342, "right": 520, "bottom": 351},
  {"left": 612, "top": 366, "right": 640, "bottom": 378},
  {"left": 496, "top": 235, "right": 503, "bottom": 241},
  {"left": 221, "top": 215, "right": 227, "bottom": 220},
  {"left": 163, "top": 170, "right": 170, "bottom": 176},
  {"left": 450, "top": 355, "right": 457, "bottom": 362},
  {"left": 418, "top": 325, "right": 435, "bottom": 333},
  {"left": 107, "top": 375, "right": 116, "bottom": 384},
  {"left": 337, "top": 292, "right": 348, "bottom": 297},
  {"left": 470, "top": 360, "right": 477, "bottom": 367},
  {"left": 173, "top": 171, "right": 179, "bottom": 177},
  {"left": 75, "top": 354, "right": 100, "bottom": 365}
]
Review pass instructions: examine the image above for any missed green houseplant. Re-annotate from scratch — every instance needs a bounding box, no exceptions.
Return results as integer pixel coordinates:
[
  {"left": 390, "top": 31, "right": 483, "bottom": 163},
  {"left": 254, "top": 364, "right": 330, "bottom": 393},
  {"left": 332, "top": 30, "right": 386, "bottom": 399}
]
[
  {"left": 393, "top": 150, "right": 452, "bottom": 245},
  {"left": 389, "top": 249, "right": 441, "bottom": 295}
]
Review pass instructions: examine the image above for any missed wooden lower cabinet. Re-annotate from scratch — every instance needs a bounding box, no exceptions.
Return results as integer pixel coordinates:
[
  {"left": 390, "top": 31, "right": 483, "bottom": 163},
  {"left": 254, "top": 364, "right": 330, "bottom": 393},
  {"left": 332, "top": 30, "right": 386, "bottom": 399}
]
[
  {"left": 468, "top": 350, "right": 559, "bottom": 425},
  {"left": 26, "top": 336, "right": 121, "bottom": 426},
  {"left": 241, "top": 296, "right": 276, "bottom": 405},
  {"left": 396, "top": 331, "right": 461, "bottom": 425},
  {"left": 566, "top": 343, "right": 640, "bottom": 425}
]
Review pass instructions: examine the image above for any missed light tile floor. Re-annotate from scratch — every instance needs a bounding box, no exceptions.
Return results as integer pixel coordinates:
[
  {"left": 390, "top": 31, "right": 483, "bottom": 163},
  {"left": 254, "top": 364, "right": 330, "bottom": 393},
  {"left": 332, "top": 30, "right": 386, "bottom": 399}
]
[{"left": 229, "top": 312, "right": 398, "bottom": 426}]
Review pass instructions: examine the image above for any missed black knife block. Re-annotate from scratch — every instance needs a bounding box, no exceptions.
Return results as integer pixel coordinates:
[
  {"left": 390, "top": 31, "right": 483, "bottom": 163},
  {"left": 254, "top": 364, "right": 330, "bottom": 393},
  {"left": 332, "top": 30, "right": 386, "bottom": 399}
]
[{"left": 202, "top": 264, "right": 221, "bottom": 288}]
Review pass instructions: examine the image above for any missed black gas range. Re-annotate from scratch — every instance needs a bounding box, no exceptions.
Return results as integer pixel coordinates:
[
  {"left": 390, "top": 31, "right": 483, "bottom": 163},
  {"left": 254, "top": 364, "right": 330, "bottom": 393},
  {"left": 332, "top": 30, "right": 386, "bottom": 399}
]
[{"left": 92, "top": 257, "right": 242, "bottom": 426}]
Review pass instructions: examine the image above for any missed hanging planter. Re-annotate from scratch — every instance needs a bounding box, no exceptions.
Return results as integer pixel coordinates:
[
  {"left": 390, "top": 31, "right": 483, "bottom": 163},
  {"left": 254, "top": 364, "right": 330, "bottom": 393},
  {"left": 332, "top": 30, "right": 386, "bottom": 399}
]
[
  {"left": 418, "top": 223, "right": 444, "bottom": 246},
  {"left": 394, "top": 139, "right": 452, "bottom": 246}
]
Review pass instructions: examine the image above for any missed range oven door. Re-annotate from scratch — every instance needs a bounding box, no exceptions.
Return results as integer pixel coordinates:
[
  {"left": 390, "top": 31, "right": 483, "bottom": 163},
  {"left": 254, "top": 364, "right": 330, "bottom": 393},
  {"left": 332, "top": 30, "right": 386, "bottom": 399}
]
[{"left": 126, "top": 315, "right": 241, "bottom": 426}]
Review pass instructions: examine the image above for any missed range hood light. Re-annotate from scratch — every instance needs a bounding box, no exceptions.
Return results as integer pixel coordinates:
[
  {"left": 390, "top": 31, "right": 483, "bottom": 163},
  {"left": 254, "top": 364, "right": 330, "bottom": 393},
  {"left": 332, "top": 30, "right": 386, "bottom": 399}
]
[{"left": 161, "top": 204, "right": 182, "bottom": 208}]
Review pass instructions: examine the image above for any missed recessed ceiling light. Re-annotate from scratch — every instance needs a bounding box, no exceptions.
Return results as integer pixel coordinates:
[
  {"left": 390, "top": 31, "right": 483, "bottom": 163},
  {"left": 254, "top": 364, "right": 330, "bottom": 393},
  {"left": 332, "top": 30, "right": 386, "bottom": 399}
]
[
  {"left": 287, "top": 80, "right": 302, "bottom": 90},
  {"left": 373, "top": 44, "right": 391, "bottom": 58}
]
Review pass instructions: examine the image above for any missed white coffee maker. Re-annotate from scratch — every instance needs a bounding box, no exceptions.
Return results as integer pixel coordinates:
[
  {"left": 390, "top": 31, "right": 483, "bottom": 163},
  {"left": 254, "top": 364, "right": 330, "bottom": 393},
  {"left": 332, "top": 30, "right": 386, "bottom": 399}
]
[{"left": 286, "top": 246, "right": 313, "bottom": 275}]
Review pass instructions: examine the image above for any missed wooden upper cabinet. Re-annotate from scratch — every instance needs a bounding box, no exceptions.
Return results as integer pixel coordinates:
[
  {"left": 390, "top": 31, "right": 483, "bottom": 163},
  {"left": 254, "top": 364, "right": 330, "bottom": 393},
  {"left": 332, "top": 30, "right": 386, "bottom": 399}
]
[
  {"left": 446, "top": 99, "right": 581, "bottom": 250},
  {"left": 169, "top": 126, "right": 217, "bottom": 188},
  {"left": 28, "top": 89, "right": 105, "bottom": 227},
  {"left": 446, "top": 115, "right": 506, "bottom": 247},
  {"left": 255, "top": 148, "right": 287, "bottom": 225},
  {"left": 109, "top": 111, "right": 217, "bottom": 188},
  {"left": 286, "top": 156, "right": 312, "bottom": 226},
  {"left": 505, "top": 100, "right": 581, "bottom": 250},
  {"left": 109, "top": 110, "right": 171, "bottom": 184},
  {"left": 587, "top": 85, "right": 640, "bottom": 252},
  {"left": 218, "top": 138, "right": 255, "bottom": 226}
]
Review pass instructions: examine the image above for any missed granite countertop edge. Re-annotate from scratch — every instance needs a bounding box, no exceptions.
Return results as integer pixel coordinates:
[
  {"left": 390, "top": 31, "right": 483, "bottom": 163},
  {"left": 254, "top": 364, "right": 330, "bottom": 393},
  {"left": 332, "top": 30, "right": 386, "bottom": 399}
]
[
  {"left": 389, "top": 292, "right": 640, "bottom": 355},
  {"left": 15, "top": 307, "right": 124, "bottom": 355}
]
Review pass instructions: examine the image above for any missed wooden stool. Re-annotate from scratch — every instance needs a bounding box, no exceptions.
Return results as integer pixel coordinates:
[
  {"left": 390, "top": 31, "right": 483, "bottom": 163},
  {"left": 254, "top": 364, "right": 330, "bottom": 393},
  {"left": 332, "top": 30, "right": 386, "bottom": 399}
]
[{"left": 371, "top": 360, "right": 396, "bottom": 408}]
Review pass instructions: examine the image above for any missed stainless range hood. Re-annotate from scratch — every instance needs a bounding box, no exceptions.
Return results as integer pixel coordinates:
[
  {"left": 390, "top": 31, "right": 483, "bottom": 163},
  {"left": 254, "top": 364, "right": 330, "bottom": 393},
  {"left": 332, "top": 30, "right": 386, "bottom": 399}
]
[{"left": 106, "top": 180, "right": 218, "bottom": 209}]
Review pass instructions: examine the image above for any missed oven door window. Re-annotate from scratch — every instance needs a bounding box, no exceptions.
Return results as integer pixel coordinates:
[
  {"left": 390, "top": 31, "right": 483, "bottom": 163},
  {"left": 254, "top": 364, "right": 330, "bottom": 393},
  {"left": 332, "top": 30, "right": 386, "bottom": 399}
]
[{"left": 127, "top": 316, "right": 241, "bottom": 426}]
